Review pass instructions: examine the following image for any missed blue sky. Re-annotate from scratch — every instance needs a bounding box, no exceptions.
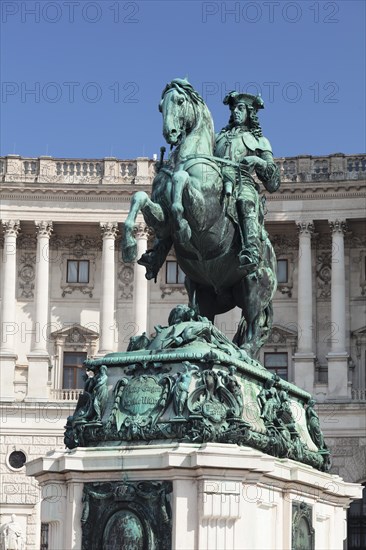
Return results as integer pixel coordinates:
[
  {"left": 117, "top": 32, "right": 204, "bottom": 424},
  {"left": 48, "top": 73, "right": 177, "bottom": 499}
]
[{"left": 1, "top": 0, "right": 365, "bottom": 159}]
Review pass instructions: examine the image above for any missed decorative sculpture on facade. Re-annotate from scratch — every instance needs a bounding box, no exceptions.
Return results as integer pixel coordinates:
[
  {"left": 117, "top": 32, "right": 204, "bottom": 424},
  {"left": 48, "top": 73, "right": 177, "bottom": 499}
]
[{"left": 0, "top": 515, "right": 25, "bottom": 550}]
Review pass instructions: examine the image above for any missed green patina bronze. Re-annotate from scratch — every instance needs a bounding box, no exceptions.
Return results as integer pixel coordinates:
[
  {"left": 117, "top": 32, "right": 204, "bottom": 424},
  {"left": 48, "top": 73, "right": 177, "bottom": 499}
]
[
  {"left": 122, "top": 79, "right": 278, "bottom": 358},
  {"left": 292, "top": 502, "right": 315, "bottom": 550},
  {"left": 81, "top": 481, "right": 172, "bottom": 550},
  {"left": 64, "top": 79, "right": 330, "bottom": 475}
]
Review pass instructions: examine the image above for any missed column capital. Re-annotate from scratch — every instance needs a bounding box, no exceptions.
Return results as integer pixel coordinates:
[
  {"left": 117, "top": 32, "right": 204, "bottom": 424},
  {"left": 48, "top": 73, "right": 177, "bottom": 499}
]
[
  {"left": 35, "top": 220, "right": 53, "bottom": 238},
  {"left": 297, "top": 221, "right": 314, "bottom": 236},
  {"left": 100, "top": 222, "right": 118, "bottom": 239},
  {"left": 329, "top": 219, "right": 347, "bottom": 235},
  {"left": 133, "top": 222, "right": 150, "bottom": 239},
  {"left": 2, "top": 220, "right": 20, "bottom": 237}
]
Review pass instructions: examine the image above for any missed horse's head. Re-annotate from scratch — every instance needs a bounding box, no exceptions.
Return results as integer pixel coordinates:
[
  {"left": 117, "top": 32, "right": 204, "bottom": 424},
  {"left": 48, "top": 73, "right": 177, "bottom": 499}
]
[
  {"left": 159, "top": 80, "right": 197, "bottom": 146},
  {"left": 159, "top": 79, "right": 215, "bottom": 150}
]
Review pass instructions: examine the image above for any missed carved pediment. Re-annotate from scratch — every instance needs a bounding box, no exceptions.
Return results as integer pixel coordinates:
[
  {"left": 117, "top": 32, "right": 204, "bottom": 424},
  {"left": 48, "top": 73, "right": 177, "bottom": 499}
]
[
  {"left": 50, "top": 323, "right": 99, "bottom": 344},
  {"left": 267, "top": 324, "right": 298, "bottom": 346},
  {"left": 352, "top": 326, "right": 366, "bottom": 341}
]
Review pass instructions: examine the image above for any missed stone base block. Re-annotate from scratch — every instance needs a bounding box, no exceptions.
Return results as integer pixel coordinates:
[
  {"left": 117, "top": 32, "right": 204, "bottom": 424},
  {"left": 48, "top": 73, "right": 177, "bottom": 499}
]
[
  {"left": 26, "top": 352, "right": 50, "bottom": 401},
  {"left": 327, "top": 352, "right": 349, "bottom": 399},
  {"left": 293, "top": 352, "right": 315, "bottom": 394},
  {"left": 27, "top": 443, "right": 361, "bottom": 550},
  {"left": 0, "top": 352, "right": 17, "bottom": 400}
]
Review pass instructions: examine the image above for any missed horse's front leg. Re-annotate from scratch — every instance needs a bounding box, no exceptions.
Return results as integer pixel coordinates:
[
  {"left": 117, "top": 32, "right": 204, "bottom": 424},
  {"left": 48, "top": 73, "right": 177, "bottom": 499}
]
[
  {"left": 122, "top": 191, "right": 165, "bottom": 262},
  {"left": 171, "top": 170, "right": 191, "bottom": 243}
]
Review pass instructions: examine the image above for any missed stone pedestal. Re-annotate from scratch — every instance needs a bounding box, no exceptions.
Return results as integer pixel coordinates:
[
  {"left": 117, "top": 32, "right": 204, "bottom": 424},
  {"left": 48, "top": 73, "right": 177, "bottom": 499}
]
[{"left": 27, "top": 443, "right": 361, "bottom": 550}]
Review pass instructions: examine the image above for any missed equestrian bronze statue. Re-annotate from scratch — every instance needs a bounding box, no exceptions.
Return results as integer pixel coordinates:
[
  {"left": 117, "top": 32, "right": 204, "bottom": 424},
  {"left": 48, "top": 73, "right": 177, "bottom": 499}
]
[{"left": 122, "top": 79, "right": 280, "bottom": 358}]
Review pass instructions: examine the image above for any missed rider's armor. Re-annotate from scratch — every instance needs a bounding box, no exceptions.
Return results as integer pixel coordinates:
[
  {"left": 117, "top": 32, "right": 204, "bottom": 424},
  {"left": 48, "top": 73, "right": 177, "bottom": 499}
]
[{"left": 214, "top": 128, "right": 280, "bottom": 271}]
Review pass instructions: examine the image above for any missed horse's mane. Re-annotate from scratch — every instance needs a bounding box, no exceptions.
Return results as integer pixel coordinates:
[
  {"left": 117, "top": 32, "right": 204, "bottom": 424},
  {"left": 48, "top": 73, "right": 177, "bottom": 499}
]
[{"left": 161, "top": 79, "right": 205, "bottom": 106}]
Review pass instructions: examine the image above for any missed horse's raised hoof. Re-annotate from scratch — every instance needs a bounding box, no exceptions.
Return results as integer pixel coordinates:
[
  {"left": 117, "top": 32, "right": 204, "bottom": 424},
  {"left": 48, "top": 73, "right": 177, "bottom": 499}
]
[
  {"left": 176, "top": 220, "right": 191, "bottom": 244},
  {"left": 122, "top": 240, "right": 137, "bottom": 263}
]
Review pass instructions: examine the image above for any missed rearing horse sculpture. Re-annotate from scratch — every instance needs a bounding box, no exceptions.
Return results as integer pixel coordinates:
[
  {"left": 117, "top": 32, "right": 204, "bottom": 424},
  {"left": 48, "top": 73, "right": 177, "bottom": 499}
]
[{"left": 122, "top": 79, "right": 277, "bottom": 358}]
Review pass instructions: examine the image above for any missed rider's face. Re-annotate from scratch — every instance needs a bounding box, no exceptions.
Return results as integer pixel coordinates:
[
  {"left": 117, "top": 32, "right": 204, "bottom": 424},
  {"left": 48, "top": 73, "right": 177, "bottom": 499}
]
[{"left": 231, "top": 102, "right": 248, "bottom": 126}]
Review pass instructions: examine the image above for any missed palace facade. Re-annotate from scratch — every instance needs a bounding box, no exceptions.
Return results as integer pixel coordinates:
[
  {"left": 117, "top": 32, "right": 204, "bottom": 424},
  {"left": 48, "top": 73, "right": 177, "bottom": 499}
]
[{"left": 0, "top": 153, "right": 365, "bottom": 548}]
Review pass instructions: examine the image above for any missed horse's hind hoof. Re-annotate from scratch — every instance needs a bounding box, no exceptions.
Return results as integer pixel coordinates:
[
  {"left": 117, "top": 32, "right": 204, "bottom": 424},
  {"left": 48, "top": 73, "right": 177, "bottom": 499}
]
[{"left": 176, "top": 220, "right": 191, "bottom": 244}]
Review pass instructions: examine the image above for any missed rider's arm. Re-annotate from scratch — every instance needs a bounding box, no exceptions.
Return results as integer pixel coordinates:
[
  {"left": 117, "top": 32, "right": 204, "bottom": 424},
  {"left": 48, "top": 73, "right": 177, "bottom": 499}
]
[{"left": 255, "top": 139, "right": 281, "bottom": 193}]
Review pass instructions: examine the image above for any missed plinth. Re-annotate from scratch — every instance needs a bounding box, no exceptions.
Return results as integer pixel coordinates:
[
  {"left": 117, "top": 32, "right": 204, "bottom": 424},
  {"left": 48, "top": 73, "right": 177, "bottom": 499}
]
[{"left": 27, "top": 443, "right": 361, "bottom": 550}]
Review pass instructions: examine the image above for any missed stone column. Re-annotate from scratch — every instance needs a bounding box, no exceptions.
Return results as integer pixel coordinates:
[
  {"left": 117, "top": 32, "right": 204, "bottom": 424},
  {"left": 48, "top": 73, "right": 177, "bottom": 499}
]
[
  {"left": 327, "top": 220, "right": 349, "bottom": 398},
  {"left": 0, "top": 220, "right": 20, "bottom": 400},
  {"left": 27, "top": 221, "right": 53, "bottom": 400},
  {"left": 293, "top": 222, "right": 315, "bottom": 393},
  {"left": 98, "top": 222, "right": 118, "bottom": 355},
  {"left": 133, "top": 223, "right": 149, "bottom": 335},
  {"left": 33, "top": 221, "right": 53, "bottom": 352}
]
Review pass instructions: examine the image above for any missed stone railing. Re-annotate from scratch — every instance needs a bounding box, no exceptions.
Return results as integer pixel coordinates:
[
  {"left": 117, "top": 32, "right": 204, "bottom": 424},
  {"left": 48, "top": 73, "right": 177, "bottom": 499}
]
[
  {"left": 1, "top": 155, "right": 155, "bottom": 185},
  {"left": 1, "top": 153, "right": 365, "bottom": 186},
  {"left": 50, "top": 388, "right": 83, "bottom": 401},
  {"left": 351, "top": 388, "right": 366, "bottom": 401},
  {"left": 275, "top": 153, "right": 366, "bottom": 183}
]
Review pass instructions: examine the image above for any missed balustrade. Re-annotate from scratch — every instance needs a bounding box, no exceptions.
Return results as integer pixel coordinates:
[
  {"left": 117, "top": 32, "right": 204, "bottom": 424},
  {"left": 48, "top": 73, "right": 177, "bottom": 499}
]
[
  {"left": 50, "top": 388, "right": 83, "bottom": 401},
  {"left": 120, "top": 160, "right": 137, "bottom": 177},
  {"left": 55, "top": 160, "right": 103, "bottom": 178},
  {"left": 351, "top": 388, "right": 366, "bottom": 401},
  {"left": 1, "top": 154, "right": 365, "bottom": 185}
]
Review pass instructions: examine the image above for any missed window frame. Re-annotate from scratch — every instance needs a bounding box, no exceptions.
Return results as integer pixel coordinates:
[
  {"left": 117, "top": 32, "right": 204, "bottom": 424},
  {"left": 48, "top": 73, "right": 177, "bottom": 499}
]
[
  {"left": 62, "top": 351, "right": 87, "bottom": 390},
  {"left": 275, "top": 253, "right": 294, "bottom": 297},
  {"left": 276, "top": 258, "right": 288, "bottom": 284},
  {"left": 166, "top": 260, "right": 186, "bottom": 285},
  {"left": 60, "top": 252, "right": 96, "bottom": 298},
  {"left": 66, "top": 259, "right": 90, "bottom": 284},
  {"left": 264, "top": 351, "right": 289, "bottom": 381}
]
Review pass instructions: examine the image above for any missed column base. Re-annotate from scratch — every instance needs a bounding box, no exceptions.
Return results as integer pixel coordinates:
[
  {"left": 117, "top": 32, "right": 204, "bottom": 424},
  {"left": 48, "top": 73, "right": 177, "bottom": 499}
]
[
  {"left": 26, "top": 352, "right": 50, "bottom": 401},
  {"left": 0, "top": 352, "right": 17, "bottom": 400},
  {"left": 326, "top": 352, "right": 349, "bottom": 399},
  {"left": 293, "top": 352, "right": 315, "bottom": 394}
]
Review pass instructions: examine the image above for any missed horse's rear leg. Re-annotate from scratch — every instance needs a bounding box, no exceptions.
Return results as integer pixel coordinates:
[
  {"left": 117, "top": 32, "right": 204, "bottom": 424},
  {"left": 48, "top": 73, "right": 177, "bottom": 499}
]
[{"left": 122, "top": 191, "right": 165, "bottom": 262}]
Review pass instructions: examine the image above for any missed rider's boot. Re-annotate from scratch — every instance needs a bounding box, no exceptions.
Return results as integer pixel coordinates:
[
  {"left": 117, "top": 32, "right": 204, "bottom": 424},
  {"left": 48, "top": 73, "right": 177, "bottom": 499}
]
[
  {"left": 236, "top": 199, "right": 261, "bottom": 273},
  {"left": 137, "top": 236, "right": 173, "bottom": 281}
]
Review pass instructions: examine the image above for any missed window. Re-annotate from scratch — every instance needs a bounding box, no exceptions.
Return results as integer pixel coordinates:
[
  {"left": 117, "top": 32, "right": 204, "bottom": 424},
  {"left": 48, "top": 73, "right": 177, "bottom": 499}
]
[
  {"left": 62, "top": 351, "right": 87, "bottom": 389},
  {"left": 67, "top": 260, "right": 89, "bottom": 283},
  {"left": 264, "top": 352, "right": 288, "bottom": 380},
  {"left": 8, "top": 450, "right": 26, "bottom": 469},
  {"left": 166, "top": 261, "right": 185, "bottom": 284},
  {"left": 276, "top": 259, "right": 288, "bottom": 283},
  {"left": 41, "top": 523, "right": 49, "bottom": 550},
  {"left": 347, "top": 483, "right": 366, "bottom": 549}
]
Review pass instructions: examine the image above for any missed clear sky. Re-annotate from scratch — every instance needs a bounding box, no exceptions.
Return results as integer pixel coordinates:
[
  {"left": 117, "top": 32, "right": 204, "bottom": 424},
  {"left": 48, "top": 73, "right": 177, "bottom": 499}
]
[{"left": 1, "top": 0, "right": 365, "bottom": 159}]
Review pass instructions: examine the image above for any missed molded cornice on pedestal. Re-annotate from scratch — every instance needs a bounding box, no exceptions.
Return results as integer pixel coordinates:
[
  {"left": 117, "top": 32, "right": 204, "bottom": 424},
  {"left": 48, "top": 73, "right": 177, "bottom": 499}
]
[{"left": 26, "top": 443, "right": 362, "bottom": 550}]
